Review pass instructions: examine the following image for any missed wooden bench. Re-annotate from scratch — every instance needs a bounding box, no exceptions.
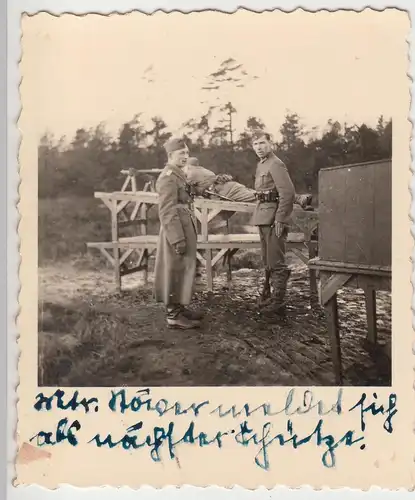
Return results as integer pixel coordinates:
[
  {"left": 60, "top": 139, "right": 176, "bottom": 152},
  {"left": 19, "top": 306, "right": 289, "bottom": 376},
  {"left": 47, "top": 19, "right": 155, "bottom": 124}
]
[{"left": 87, "top": 189, "right": 319, "bottom": 294}]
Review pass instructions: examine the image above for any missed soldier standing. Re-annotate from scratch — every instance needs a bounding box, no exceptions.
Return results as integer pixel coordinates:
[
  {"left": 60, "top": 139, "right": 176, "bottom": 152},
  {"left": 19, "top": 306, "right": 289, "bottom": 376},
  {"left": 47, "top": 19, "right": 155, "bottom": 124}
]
[
  {"left": 154, "top": 138, "right": 203, "bottom": 329},
  {"left": 251, "top": 130, "right": 295, "bottom": 318}
]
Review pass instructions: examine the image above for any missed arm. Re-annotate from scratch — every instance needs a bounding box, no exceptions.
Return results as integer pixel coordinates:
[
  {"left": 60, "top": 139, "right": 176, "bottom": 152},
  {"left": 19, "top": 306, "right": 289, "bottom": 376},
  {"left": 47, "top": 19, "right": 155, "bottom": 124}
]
[
  {"left": 215, "top": 173, "right": 233, "bottom": 184},
  {"left": 188, "top": 180, "right": 205, "bottom": 197},
  {"left": 157, "top": 175, "right": 185, "bottom": 246},
  {"left": 269, "top": 160, "right": 295, "bottom": 225}
]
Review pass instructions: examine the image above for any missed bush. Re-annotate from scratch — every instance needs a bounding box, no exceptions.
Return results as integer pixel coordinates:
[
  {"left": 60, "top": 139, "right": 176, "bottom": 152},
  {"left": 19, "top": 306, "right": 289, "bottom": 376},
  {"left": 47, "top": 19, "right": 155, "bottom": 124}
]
[{"left": 231, "top": 249, "right": 263, "bottom": 270}]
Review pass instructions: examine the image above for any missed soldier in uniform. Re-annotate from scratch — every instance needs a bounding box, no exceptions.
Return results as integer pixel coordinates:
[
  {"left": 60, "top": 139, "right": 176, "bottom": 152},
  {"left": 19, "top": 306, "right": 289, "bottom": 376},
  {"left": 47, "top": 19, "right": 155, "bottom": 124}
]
[
  {"left": 154, "top": 138, "right": 203, "bottom": 329},
  {"left": 251, "top": 130, "right": 296, "bottom": 318}
]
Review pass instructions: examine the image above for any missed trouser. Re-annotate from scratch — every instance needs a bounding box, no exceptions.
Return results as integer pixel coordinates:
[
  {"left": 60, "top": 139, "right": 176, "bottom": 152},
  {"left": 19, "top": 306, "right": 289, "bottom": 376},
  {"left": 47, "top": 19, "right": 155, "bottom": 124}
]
[
  {"left": 258, "top": 225, "right": 291, "bottom": 305},
  {"left": 214, "top": 182, "right": 257, "bottom": 202}
]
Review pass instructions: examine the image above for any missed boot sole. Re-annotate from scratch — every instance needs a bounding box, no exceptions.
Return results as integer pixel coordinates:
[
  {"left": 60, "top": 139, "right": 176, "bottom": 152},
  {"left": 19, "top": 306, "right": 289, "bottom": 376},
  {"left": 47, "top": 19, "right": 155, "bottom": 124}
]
[{"left": 167, "top": 323, "right": 201, "bottom": 329}]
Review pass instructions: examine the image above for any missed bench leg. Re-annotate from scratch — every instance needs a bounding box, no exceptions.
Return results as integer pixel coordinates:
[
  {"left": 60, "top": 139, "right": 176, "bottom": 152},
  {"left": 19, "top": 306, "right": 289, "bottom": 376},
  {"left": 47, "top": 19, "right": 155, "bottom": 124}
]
[
  {"left": 225, "top": 251, "right": 232, "bottom": 284},
  {"left": 308, "top": 243, "right": 318, "bottom": 302},
  {"left": 364, "top": 287, "right": 378, "bottom": 344},
  {"left": 226, "top": 249, "right": 239, "bottom": 287},
  {"left": 142, "top": 249, "right": 149, "bottom": 286},
  {"left": 114, "top": 250, "right": 121, "bottom": 292},
  {"left": 111, "top": 200, "right": 122, "bottom": 292},
  {"left": 206, "top": 249, "right": 213, "bottom": 292},
  {"left": 325, "top": 293, "right": 343, "bottom": 385}
]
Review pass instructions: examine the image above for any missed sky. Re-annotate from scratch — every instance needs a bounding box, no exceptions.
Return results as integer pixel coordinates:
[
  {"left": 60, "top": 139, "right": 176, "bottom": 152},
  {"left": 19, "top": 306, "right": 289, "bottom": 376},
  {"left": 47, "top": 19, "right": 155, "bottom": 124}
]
[{"left": 21, "top": 9, "right": 408, "bottom": 143}]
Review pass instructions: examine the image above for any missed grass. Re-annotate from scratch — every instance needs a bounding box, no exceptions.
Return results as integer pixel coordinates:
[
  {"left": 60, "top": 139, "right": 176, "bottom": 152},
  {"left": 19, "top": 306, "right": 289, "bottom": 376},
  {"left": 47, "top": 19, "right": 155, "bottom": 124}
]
[
  {"left": 39, "top": 197, "right": 108, "bottom": 264},
  {"left": 39, "top": 196, "right": 160, "bottom": 267},
  {"left": 38, "top": 304, "right": 140, "bottom": 386}
]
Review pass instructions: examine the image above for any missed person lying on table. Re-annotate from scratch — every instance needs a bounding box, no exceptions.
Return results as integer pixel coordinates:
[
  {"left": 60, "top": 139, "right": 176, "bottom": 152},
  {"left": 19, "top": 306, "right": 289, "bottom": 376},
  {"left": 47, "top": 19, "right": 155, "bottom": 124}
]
[{"left": 183, "top": 156, "right": 312, "bottom": 208}]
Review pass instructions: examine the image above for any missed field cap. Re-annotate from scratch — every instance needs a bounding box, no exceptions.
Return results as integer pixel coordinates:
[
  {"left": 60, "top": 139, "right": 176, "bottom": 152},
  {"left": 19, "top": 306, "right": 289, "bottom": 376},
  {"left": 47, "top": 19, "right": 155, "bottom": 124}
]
[
  {"left": 251, "top": 129, "right": 271, "bottom": 141},
  {"left": 164, "top": 137, "right": 187, "bottom": 153}
]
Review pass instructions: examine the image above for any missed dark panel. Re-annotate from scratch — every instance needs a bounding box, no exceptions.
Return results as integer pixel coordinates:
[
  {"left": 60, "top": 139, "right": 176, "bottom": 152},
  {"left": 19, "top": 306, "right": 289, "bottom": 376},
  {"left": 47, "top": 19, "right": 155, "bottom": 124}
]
[
  {"left": 343, "top": 164, "right": 375, "bottom": 265},
  {"left": 372, "top": 161, "right": 392, "bottom": 266},
  {"left": 319, "top": 168, "right": 347, "bottom": 262},
  {"left": 318, "top": 160, "right": 392, "bottom": 267}
]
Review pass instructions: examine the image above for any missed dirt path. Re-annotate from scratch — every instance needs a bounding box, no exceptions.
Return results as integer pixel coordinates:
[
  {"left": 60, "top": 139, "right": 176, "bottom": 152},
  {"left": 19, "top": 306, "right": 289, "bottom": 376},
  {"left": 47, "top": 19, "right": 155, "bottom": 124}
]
[{"left": 38, "top": 262, "right": 391, "bottom": 387}]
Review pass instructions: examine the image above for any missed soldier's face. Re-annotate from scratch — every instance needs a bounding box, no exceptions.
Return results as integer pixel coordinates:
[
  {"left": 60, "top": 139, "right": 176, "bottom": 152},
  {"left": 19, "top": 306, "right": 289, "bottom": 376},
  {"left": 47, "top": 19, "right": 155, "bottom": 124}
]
[
  {"left": 169, "top": 147, "right": 189, "bottom": 168},
  {"left": 252, "top": 137, "right": 272, "bottom": 158}
]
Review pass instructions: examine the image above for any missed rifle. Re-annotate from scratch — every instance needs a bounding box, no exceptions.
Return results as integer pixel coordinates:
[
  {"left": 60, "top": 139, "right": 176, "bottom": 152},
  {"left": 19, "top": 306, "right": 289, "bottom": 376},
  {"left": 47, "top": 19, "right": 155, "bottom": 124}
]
[{"left": 201, "top": 189, "right": 234, "bottom": 203}]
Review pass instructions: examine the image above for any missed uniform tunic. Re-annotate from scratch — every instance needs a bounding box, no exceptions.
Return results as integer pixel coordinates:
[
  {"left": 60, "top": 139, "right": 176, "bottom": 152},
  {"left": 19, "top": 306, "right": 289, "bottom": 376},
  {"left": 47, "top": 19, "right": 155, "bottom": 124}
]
[
  {"left": 154, "top": 164, "right": 197, "bottom": 306},
  {"left": 251, "top": 153, "right": 295, "bottom": 270}
]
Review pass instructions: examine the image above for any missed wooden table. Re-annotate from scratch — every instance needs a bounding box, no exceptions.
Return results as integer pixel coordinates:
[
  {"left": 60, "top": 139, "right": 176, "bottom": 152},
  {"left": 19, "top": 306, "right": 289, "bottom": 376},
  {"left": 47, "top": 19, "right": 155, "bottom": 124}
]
[
  {"left": 87, "top": 189, "right": 319, "bottom": 294},
  {"left": 308, "top": 257, "right": 391, "bottom": 384}
]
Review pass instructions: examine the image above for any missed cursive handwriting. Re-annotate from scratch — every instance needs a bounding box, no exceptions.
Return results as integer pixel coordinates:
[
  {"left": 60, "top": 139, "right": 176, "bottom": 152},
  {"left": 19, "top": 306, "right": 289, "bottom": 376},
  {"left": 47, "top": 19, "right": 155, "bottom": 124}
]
[
  {"left": 106, "top": 388, "right": 343, "bottom": 419},
  {"left": 29, "top": 389, "right": 397, "bottom": 471},
  {"left": 211, "top": 389, "right": 343, "bottom": 419},
  {"left": 235, "top": 419, "right": 363, "bottom": 469},
  {"left": 34, "top": 389, "right": 99, "bottom": 414},
  {"left": 108, "top": 388, "right": 209, "bottom": 417},
  {"left": 32, "top": 388, "right": 344, "bottom": 419},
  {"left": 349, "top": 392, "right": 397, "bottom": 433},
  {"left": 88, "top": 417, "right": 363, "bottom": 470},
  {"left": 30, "top": 418, "right": 82, "bottom": 447}
]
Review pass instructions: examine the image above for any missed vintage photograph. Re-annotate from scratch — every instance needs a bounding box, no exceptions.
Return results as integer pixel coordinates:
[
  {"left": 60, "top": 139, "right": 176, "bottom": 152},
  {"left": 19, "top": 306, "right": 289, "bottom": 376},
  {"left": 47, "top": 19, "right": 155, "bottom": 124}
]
[
  {"left": 35, "top": 10, "right": 394, "bottom": 388},
  {"left": 16, "top": 6, "right": 413, "bottom": 490}
]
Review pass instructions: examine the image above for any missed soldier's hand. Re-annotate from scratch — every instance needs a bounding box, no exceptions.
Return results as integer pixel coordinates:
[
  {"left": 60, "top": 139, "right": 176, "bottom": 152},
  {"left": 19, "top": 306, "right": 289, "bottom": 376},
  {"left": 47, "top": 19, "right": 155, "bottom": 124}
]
[
  {"left": 215, "top": 174, "right": 233, "bottom": 184},
  {"left": 174, "top": 240, "right": 186, "bottom": 255},
  {"left": 187, "top": 181, "right": 199, "bottom": 196},
  {"left": 275, "top": 222, "right": 287, "bottom": 238},
  {"left": 201, "top": 190, "right": 212, "bottom": 199},
  {"left": 296, "top": 194, "right": 312, "bottom": 209}
]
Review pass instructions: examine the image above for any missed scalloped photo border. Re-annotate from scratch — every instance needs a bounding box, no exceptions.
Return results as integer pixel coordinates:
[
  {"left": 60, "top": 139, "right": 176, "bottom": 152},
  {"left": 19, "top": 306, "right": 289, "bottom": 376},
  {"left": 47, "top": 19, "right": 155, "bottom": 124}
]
[{"left": 8, "top": 0, "right": 415, "bottom": 496}]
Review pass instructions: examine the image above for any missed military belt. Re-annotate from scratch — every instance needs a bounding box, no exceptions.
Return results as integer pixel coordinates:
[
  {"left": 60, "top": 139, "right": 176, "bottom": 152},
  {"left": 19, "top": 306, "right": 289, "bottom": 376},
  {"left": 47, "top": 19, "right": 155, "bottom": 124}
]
[
  {"left": 255, "top": 190, "right": 279, "bottom": 202},
  {"left": 185, "top": 183, "right": 197, "bottom": 199}
]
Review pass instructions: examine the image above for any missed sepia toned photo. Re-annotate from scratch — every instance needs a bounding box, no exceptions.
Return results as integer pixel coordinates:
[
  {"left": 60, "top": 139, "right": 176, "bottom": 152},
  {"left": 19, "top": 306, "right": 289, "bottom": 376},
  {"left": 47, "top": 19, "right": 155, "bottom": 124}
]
[
  {"left": 15, "top": 7, "right": 413, "bottom": 489},
  {"left": 36, "top": 10, "right": 393, "bottom": 388}
]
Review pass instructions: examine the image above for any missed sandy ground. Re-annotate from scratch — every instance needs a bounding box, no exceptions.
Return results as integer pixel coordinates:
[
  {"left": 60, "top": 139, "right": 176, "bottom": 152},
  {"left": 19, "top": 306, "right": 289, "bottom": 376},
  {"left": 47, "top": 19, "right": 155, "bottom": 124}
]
[{"left": 38, "top": 258, "right": 391, "bottom": 387}]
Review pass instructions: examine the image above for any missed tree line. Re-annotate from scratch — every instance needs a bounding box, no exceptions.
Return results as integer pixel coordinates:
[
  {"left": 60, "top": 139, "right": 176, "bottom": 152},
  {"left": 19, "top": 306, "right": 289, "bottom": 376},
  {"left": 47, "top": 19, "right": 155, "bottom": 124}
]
[{"left": 38, "top": 111, "right": 392, "bottom": 199}]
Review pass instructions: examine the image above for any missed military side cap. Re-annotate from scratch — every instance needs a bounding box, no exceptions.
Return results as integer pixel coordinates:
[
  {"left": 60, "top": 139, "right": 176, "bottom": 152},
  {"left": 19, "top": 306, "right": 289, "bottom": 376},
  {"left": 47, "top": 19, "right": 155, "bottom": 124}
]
[
  {"left": 164, "top": 137, "right": 187, "bottom": 153},
  {"left": 187, "top": 157, "right": 200, "bottom": 166},
  {"left": 251, "top": 129, "right": 271, "bottom": 141}
]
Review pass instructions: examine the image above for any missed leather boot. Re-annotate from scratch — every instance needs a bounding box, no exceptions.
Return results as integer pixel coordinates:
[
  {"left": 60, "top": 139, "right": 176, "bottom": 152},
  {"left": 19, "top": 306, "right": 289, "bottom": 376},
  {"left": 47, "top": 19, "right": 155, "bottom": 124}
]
[
  {"left": 166, "top": 305, "right": 201, "bottom": 329},
  {"left": 181, "top": 306, "right": 204, "bottom": 321},
  {"left": 261, "top": 268, "right": 291, "bottom": 317}
]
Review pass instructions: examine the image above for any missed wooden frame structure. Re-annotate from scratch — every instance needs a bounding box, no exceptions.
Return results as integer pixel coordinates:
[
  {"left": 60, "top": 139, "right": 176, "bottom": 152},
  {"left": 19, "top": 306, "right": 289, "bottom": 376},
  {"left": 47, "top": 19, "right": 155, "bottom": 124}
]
[
  {"left": 87, "top": 169, "right": 319, "bottom": 294},
  {"left": 308, "top": 159, "right": 392, "bottom": 385},
  {"left": 120, "top": 167, "right": 162, "bottom": 193},
  {"left": 308, "top": 258, "right": 391, "bottom": 384}
]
